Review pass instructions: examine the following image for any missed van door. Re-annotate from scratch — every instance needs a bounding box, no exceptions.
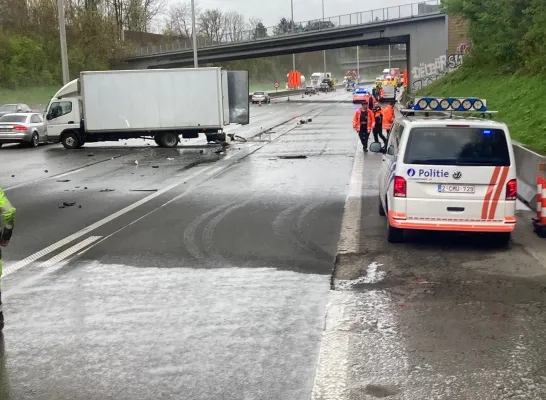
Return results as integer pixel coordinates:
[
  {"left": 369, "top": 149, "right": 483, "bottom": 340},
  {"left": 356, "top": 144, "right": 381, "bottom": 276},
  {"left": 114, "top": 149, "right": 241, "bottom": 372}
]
[
  {"left": 402, "top": 125, "right": 512, "bottom": 221},
  {"left": 46, "top": 99, "right": 77, "bottom": 142}
]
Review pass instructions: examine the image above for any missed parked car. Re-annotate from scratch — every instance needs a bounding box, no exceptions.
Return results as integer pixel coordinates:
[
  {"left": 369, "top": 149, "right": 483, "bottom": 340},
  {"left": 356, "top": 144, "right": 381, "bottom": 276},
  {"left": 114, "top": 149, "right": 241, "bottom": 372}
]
[
  {"left": 320, "top": 78, "right": 333, "bottom": 92},
  {"left": 305, "top": 86, "right": 316, "bottom": 95},
  {"left": 0, "top": 103, "right": 32, "bottom": 118},
  {"left": 251, "top": 91, "right": 271, "bottom": 104},
  {"left": 0, "top": 113, "right": 47, "bottom": 148}
]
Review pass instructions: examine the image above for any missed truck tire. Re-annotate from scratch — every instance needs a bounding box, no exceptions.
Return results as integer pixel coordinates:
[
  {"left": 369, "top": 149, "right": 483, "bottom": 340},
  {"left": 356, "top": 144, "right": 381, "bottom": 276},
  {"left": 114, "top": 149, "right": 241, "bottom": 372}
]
[
  {"left": 62, "top": 131, "right": 83, "bottom": 149},
  {"left": 157, "top": 132, "right": 179, "bottom": 148}
]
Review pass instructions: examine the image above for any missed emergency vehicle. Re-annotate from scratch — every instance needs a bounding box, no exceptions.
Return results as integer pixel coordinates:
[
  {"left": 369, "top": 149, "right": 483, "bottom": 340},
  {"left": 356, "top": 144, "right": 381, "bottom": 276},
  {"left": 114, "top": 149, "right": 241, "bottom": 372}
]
[
  {"left": 352, "top": 87, "right": 370, "bottom": 104},
  {"left": 370, "top": 97, "right": 517, "bottom": 245}
]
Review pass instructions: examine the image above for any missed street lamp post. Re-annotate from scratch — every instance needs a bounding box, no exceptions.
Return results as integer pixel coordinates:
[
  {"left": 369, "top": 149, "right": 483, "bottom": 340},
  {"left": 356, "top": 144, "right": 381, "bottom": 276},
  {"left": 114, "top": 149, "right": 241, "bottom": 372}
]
[
  {"left": 191, "top": 0, "right": 198, "bottom": 68},
  {"left": 57, "top": 0, "right": 69, "bottom": 85},
  {"left": 322, "top": 0, "right": 326, "bottom": 77},
  {"left": 291, "top": 0, "right": 296, "bottom": 72},
  {"left": 356, "top": 46, "right": 360, "bottom": 83}
]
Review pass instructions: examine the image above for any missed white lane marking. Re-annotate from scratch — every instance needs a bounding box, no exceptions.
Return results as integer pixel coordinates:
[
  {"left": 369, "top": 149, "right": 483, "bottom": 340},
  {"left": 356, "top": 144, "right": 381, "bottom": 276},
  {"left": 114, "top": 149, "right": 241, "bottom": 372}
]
[
  {"left": 38, "top": 236, "right": 102, "bottom": 269},
  {"left": 337, "top": 147, "right": 364, "bottom": 254},
  {"left": 311, "top": 143, "right": 365, "bottom": 400},
  {"left": 310, "top": 292, "right": 352, "bottom": 400},
  {"left": 2, "top": 166, "right": 210, "bottom": 276},
  {"left": 334, "top": 262, "right": 386, "bottom": 290}
]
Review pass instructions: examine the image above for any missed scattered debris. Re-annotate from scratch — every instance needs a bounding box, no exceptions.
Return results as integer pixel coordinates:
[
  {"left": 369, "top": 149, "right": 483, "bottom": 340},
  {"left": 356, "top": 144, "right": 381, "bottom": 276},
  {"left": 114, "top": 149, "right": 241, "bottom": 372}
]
[
  {"left": 167, "top": 157, "right": 174, "bottom": 161},
  {"left": 123, "top": 159, "right": 139, "bottom": 165},
  {"left": 199, "top": 150, "right": 204, "bottom": 154},
  {"left": 278, "top": 155, "right": 307, "bottom": 159},
  {"left": 307, "top": 118, "right": 312, "bottom": 122},
  {"left": 130, "top": 189, "right": 158, "bottom": 192},
  {"left": 56, "top": 179, "right": 70, "bottom": 183},
  {"left": 87, "top": 153, "right": 95, "bottom": 157},
  {"left": 78, "top": 205, "right": 82, "bottom": 209},
  {"left": 11, "top": 175, "right": 14, "bottom": 178},
  {"left": 99, "top": 189, "right": 115, "bottom": 192},
  {"left": 152, "top": 165, "right": 159, "bottom": 168},
  {"left": 45, "top": 170, "right": 48, "bottom": 173},
  {"left": 63, "top": 201, "right": 76, "bottom": 207},
  {"left": 84, "top": 187, "right": 88, "bottom": 189},
  {"left": 75, "top": 186, "right": 80, "bottom": 188}
]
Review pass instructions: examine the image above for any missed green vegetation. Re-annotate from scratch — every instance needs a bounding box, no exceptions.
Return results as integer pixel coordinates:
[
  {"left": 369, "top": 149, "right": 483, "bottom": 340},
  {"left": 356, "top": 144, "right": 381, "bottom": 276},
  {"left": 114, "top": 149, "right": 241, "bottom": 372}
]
[
  {"left": 415, "top": 0, "right": 546, "bottom": 153},
  {"left": 418, "top": 68, "right": 546, "bottom": 153},
  {"left": 0, "top": 86, "right": 58, "bottom": 106}
]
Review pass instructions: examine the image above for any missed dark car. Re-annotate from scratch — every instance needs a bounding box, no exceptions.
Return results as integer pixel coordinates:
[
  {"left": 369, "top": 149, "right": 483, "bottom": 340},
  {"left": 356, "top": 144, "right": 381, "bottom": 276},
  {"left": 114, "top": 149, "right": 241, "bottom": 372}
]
[
  {"left": 0, "top": 104, "right": 32, "bottom": 118},
  {"left": 305, "top": 86, "right": 316, "bottom": 95},
  {"left": 320, "top": 79, "right": 333, "bottom": 92}
]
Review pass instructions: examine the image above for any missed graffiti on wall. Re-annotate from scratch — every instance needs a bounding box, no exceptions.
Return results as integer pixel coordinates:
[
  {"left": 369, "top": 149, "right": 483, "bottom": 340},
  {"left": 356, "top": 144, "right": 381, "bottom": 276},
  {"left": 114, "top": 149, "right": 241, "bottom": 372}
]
[
  {"left": 457, "top": 41, "right": 471, "bottom": 54},
  {"left": 412, "top": 53, "right": 464, "bottom": 91}
]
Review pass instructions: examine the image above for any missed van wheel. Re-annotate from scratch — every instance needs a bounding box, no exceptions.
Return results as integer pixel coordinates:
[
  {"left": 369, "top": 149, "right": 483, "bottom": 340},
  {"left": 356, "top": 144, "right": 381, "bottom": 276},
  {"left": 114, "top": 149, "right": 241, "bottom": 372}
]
[
  {"left": 495, "top": 232, "right": 511, "bottom": 247},
  {"left": 158, "top": 132, "right": 179, "bottom": 148},
  {"left": 387, "top": 219, "right": 404, "bottom": 243},
  {"left": 62, "top": 131, "right": 82, "bottom": 149},
  {"left": 378, "top": 195, "right": 386, "bottom": 216}
]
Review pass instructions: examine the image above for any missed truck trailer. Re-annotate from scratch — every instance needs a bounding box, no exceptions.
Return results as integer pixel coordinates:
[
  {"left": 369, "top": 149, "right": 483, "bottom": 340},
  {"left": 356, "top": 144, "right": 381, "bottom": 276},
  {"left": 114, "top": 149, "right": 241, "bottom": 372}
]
[{"left": 45, "top": 67, "right": 249, "bottom": 149}]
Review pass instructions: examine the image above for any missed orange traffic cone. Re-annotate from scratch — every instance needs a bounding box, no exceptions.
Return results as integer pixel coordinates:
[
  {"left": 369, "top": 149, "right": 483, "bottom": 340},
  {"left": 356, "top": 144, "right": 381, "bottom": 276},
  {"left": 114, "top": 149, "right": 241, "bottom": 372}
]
[{"left": 538, "top": 175, "right": 543, "bottom": 221}]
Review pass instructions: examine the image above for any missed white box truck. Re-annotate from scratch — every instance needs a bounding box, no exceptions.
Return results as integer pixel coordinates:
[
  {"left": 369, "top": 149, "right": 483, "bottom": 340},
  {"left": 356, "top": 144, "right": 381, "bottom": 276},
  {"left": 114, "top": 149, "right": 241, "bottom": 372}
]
[{"left": 45, "top": 67, "right": 249, "bottom": 149}]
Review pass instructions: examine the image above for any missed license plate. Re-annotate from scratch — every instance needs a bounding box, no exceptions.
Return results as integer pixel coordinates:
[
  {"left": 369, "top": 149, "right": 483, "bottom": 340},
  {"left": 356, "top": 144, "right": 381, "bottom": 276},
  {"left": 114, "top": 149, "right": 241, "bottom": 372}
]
[
  {"left": 438, "top": 184, "right": 475, "bottom": 193},
  {"left": 0, "top": 128, "right": 10, "bottom": 132}
]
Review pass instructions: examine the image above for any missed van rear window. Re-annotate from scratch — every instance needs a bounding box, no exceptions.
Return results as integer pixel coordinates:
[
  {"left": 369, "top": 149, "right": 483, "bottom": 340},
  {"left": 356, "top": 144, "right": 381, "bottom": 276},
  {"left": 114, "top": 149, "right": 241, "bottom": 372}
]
[{"left": 403, "top": 127, "right": 510, "bottom": 166}]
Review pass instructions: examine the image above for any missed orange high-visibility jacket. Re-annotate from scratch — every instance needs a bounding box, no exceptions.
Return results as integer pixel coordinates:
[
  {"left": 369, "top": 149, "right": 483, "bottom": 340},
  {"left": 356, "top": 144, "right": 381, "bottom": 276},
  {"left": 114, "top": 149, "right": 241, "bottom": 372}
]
[
  {"left": 352, "top": 108, "right": 375, "bottom": 131},
  {"left": 382, "top": 105, "right": 395, "bottom": 130}
]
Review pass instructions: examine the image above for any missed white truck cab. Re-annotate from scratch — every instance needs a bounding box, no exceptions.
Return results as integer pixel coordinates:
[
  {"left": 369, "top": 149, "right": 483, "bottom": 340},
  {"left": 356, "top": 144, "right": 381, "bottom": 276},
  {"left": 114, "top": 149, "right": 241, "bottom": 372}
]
[
  {"left": 44, "top": 79, "right": 81, "bottom": 143},
  {"left": 370, "top": 97, "right": 517, "bottom": 245}
]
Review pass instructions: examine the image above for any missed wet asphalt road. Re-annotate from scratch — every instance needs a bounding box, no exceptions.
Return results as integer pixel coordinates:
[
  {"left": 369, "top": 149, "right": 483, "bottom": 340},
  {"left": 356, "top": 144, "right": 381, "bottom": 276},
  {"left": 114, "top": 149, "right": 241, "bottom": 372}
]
[{"left": 2, "top": 89, "right": 546, "bottom": 400}]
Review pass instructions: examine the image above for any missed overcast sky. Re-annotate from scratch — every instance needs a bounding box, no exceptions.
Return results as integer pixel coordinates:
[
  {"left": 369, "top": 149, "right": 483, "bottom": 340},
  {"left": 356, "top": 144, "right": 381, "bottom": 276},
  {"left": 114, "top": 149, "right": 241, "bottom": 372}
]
[{"left": 193, "top": 0, "right": 419, "bottom": 27}]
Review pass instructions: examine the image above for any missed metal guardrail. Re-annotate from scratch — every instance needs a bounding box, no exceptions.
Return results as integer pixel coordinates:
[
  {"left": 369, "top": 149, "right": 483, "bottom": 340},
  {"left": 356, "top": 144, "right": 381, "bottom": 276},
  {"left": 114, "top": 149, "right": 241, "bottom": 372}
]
[
  {"left": 130, "top": 0, "right": 440, "bottom": 57},
  {"left": 340, "top": 55, "right": 407, "bottom": 64}
]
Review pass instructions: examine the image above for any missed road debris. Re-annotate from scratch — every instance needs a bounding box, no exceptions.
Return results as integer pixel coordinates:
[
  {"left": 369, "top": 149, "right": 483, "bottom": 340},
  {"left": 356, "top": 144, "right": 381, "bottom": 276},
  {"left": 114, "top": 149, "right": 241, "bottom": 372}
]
[
  {"left": 87, "top": 153, "right": 95, "bottom": 157},
  {"left": 99, "top": 189, "right": 115, "bottom": 192},
  {"left": 278, "top": 155, "right": 307, "bottom": 159},
  {"left": 56, "top": 179, "right": 70, "bottom": 183},
  {"left": 152, "top": 165, "right": 159, "bottom": 168},
  {"left": 130, "top": 189, "right": 158, "bottom": 192}
]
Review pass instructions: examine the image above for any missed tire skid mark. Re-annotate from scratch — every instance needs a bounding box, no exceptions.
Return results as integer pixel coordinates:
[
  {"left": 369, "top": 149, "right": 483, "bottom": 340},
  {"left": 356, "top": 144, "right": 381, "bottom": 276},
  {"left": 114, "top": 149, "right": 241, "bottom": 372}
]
[
  {"left": 293, "top": 200, "right": 333, "bottom": 262},
  {"left": 183, "top": 202, "right": 237, "bottom": 261},
  {"left": 202, "top": 199, "right": 253, "bottom": 266}
]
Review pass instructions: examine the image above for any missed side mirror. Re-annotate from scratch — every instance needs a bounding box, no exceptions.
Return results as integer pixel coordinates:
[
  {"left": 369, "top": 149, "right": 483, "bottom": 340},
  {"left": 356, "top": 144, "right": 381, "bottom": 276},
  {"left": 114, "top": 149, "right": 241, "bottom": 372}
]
[
  {"left": 369, "top": 142, "right": 384, "bottom": 153},
  {"left": 387, "top": 145, "right": 395, "bottom": 155},
  {"left": 46, "top": 113, "right": 52, "bottom": 121}
]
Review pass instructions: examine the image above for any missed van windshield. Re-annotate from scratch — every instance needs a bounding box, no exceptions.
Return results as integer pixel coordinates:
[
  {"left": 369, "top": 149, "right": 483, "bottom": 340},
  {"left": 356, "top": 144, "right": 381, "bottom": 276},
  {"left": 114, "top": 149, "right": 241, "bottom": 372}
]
[{"left": 403, "top": 127, "right": 511, "bottom": 166}]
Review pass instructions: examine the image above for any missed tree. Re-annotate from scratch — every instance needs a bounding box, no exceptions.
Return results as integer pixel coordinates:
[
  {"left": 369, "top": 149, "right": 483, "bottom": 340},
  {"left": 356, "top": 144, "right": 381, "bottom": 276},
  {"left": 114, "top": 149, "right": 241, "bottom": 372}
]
[
  {"left": 164, "top": 0, "right": 200, "bottom": 38},
  {"left": 223, "top": 11, "right": 246, "bottom": 42},
  {"left": 251, "top": 22, "right": 267, "bottom": 39},
  {"left": 198, "top": 8, "right": 224, "bottom": 42}
]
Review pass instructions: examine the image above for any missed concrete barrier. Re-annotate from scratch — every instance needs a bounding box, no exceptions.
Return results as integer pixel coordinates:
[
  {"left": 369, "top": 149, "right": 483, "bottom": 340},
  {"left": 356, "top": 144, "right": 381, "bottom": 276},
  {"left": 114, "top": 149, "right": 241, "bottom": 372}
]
[
  {"left": 248, "top": 89, "right": 305, "bottom": 102},
  {"left": 512, "top": 141, "right": 545, "bottom": 210}
]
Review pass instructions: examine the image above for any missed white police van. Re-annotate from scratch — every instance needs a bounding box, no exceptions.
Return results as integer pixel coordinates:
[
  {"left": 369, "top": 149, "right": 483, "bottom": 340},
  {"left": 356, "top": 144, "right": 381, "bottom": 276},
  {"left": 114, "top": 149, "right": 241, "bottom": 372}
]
[{"left": 370, "top": 97, "right": 517, "bottom": 245}]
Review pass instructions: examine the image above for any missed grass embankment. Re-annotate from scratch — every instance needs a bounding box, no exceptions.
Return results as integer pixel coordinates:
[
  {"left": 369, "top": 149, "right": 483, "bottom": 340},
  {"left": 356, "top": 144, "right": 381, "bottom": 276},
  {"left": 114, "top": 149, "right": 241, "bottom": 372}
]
[
  {"left": 417, "top": 68, "right": 546, "bottom": 154},
  {"left": 0, "top": 86, "right": 58, "bottom": 106}
]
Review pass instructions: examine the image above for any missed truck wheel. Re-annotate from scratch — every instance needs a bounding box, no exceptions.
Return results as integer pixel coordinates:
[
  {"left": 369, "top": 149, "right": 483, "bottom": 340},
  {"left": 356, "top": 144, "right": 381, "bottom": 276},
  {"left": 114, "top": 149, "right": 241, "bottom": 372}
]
[
  {"left": 158, "top": 132, "right": 179, "bottom": 148},
  {"left": 154, "top": 136, "right": 161, "bottom": 146},
  {"left": 62, "top": 131, "right": 83, "bottom": 149}
]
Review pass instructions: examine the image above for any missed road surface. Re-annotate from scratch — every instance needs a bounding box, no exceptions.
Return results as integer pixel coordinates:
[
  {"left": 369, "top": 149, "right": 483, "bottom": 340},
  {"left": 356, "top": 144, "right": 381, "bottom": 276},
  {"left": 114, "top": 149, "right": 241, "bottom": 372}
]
[{"left": 1, "top": 89, "right": 545, "bottom": 400}]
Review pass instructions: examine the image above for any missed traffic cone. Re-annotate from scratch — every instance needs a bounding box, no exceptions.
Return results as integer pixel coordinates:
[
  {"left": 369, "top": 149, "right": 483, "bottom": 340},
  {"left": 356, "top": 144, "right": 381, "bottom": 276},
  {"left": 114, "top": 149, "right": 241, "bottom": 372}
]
[
  {"left": 537, "top": 177, "right": 546, "bottom": 226},
  {"left": 538, "top": 175, "right": 543, "bottom": 221}
]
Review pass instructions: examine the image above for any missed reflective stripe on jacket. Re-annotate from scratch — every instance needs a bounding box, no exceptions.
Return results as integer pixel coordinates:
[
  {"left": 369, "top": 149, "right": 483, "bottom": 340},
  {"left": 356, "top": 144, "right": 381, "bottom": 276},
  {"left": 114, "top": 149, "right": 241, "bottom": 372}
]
[
  {"left": 352, "top": 108, "right": 375, "bottom": 131},
  {"left": 382, "top": 105, "right": 395, "bottom": 130}
]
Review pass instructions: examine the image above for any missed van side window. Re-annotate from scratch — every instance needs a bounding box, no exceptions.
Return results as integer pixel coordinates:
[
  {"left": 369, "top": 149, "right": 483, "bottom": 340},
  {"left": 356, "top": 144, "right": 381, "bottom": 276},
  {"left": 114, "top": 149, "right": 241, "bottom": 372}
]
[
  {"left": 49, "top": 101, "right": 72, "bottom": 119},
  {"left": 387, "top": 124, "right": 403, "bottom": 156}
]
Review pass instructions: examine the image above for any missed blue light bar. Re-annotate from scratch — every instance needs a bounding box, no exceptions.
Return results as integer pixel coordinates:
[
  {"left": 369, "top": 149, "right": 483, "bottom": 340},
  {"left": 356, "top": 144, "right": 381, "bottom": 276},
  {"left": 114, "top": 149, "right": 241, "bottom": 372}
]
[{"left": 412, "top": 97, "right": 487, "bottom": 112}]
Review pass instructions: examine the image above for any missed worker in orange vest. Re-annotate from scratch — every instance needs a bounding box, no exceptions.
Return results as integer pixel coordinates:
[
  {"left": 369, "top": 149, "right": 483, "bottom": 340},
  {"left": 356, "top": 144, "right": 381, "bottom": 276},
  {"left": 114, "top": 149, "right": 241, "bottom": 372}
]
[
  {"left": 352, "top": 100, "right": 375, "bottom": 152},
  {"left": 379, "top": 87, "right": 385, "bottom": 101},
  {"left": 382, "top": 101, "right": 395, "bottom": 140}
]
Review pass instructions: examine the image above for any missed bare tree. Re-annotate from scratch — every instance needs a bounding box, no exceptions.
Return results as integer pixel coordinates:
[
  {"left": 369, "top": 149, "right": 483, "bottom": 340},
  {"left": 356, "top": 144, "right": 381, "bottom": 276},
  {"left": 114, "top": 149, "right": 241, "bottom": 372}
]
[
  {"left": 164, "top": 0, "right": 198, "bottom": 37},
  {"left": 199, "top": 8, "right": 223, "bottom": 42},
  {"left": 223, "top": 11, "right": 247, "bottom": 42}
]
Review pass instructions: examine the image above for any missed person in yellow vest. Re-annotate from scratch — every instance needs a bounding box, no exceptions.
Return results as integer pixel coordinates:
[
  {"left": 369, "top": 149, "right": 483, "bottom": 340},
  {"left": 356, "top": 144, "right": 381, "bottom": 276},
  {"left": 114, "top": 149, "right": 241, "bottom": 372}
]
[{"left": 0, "top": 188, "right": 16, "bottom": 331}]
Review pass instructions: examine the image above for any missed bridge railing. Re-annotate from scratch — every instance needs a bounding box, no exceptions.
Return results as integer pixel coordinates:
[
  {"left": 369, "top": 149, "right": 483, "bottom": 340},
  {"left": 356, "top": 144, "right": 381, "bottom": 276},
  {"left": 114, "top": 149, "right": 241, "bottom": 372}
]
[{"left": 130, "top": 0, "right": 440, "bottom": 57}]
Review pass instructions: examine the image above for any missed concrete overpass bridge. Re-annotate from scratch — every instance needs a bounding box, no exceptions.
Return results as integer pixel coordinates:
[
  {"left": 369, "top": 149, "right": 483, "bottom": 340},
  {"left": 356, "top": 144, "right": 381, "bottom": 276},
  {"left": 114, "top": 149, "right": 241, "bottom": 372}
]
[{"left": 123, "top": 0, "right": 458, "bottom": 89}]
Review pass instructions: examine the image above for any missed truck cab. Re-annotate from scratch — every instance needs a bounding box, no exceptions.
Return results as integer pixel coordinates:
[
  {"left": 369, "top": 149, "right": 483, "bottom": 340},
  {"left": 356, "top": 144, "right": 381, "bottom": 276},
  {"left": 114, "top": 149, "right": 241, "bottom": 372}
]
[{"left": 44, "top": 79, "right": 81, "bottom": 143}]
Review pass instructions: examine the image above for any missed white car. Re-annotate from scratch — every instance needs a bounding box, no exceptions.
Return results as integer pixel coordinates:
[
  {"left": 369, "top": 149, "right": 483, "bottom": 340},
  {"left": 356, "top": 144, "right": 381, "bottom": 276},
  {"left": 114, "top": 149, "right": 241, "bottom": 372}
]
[
  {"left": 370, "top": 97, "right": 517, "bottom": 245},
  {"left": 251, "top": 91, "right": 270, "bottom": 104}
]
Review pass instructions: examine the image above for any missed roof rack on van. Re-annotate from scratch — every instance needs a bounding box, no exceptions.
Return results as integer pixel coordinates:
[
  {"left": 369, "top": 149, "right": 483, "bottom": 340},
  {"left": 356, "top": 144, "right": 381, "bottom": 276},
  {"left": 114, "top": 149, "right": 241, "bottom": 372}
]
[{"left": 402, "top": 97, "right": 498, "bottom": 119}]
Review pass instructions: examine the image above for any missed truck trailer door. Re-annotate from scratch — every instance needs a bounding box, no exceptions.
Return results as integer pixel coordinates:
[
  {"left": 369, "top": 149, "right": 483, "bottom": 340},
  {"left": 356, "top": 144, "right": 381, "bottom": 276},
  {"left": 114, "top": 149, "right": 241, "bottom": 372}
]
[{"left": 227, "top": 70, "right": 250, "bottom": 125}]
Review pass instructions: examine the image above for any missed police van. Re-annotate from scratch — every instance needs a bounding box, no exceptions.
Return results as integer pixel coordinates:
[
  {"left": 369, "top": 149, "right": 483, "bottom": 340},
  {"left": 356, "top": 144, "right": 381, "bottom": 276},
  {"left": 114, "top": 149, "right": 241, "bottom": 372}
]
[{"left": 370, "top": 97, "right": 517, "bottom": 245}]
